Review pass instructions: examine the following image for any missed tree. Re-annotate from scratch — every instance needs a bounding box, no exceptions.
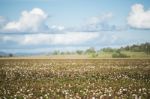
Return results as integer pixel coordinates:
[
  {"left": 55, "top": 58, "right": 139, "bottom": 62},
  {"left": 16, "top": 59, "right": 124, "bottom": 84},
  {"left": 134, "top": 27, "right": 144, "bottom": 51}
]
[
  {"left": 52, "top": 50, "right": 60, "bottom": 55},
  {"left": 9, "top": 53, "right": 13, "bottom": 57},
  {"left": 102, "top": 47, "right": 115, "bottom": 52},
  {"left": 91, "top": 53, "right": 98, "bottom": 58},
  {"left": 86, "top": 47, "right": 96, "bottom": 54},
  {"left": 76, "top": 50, "right": 83, "bottom": 55}
]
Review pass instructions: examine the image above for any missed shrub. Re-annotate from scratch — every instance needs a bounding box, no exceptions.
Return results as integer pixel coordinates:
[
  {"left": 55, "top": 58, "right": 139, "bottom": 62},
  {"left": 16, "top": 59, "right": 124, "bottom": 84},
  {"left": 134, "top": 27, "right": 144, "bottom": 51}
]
[
  {"left": 89, "top": 53, "right": 98, "bottom": 58},
  {"left": 112, "top": 52, "right": 130, "bottom": 58}
]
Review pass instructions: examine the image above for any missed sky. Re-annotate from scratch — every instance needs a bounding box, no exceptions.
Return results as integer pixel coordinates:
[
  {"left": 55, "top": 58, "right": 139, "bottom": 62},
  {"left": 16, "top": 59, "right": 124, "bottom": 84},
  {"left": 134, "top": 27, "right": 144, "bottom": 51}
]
[{"left": 0, "top": 0, "right": 150, "bottom": 53}]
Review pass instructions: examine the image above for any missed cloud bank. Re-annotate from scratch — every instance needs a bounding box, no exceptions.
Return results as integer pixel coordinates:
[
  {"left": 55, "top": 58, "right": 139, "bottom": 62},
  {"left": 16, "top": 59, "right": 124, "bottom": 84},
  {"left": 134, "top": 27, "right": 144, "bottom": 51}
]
[{"left": 1, "top": 32, "right": 99, "bottom": 45}]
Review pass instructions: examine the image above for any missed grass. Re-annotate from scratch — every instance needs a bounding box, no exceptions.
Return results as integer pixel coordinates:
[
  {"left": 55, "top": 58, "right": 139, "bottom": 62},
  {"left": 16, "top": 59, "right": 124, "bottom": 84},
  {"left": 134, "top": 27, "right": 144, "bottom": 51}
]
[
  {"left": 122, "top": 51, "right": 150, "bottom": 58},
  {"left": 97, "top": 51, "right": 113, "bottom": 58}
]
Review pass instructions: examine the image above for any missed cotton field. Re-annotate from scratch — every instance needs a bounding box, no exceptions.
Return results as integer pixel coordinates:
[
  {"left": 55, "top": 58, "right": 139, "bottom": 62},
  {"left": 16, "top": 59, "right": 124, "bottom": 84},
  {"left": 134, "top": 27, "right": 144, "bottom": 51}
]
[{"left": 0, "top": 59, "right": 150, "bottom": 99}]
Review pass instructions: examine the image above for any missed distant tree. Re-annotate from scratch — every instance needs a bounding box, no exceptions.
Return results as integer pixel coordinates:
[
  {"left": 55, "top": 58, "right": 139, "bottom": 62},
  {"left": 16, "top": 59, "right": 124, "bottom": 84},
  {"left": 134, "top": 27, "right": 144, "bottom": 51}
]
[
  {"left": 66, "top": 51, "right": 71, "bottom": 55},
  {"left": 124, "top": 46, "right": 130, "bottom": 51},
  {"left": 60, "top": 52, "right": 64, "bottom": 55},
  {"left": 76, "top": 50, "right": 83, "bottom": 55},
  {"left": 116, "top": 49, "right": 120, "bottom": 53},
  {"left": 102, "top": 47, "right": 115, "bottom": 52},
  {"left": 121, "top": 42, "right": 150, "bottom": 54},
  {"left": 86, "top": 47, "right": 96, "bottom": 54},
  {"left": 145, "top": 42, "right": 150, "bottom": 55},
  {"left": 9, "top": 53, "right": 13, "bottom": 57},
  {"left": 52, "top": 50, "right": 60, "bottom": 55}
]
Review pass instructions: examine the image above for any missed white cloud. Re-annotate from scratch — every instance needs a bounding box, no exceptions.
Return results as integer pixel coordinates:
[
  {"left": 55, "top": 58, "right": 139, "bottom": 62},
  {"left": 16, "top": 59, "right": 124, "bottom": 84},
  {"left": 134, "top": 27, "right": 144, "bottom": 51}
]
[
  {"left": 80, "top": 13, "right": 119, "bottom": 32},
  {"left": 127, "top": 4, "right": 150, "bottom": 29},
  {"left": 1, "top": 32, "right": 99, "bottom": 45},
  {"left": 51, "top": 32, "right": 99, "bottom": 45},
  {"left": 87, "top": 13, "right": 113, "bottom": 25},
  {"left": 51, "top": 25, "right": 64, "bottom": 31},
  {"left": 3, "top": 8, "right": 48, "bottom": 32}
]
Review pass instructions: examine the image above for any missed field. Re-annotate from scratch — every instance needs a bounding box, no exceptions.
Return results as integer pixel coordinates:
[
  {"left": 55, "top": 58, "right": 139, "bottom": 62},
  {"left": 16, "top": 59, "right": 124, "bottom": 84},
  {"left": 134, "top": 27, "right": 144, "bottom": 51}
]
[{"left": 0, "top": 59, "right": 150, "bottom": 99}]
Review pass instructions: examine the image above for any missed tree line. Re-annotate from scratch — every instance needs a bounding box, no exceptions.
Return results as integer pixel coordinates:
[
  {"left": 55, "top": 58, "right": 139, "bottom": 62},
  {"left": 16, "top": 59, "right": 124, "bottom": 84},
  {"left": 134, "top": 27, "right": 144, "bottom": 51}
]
[{"left": 52, "top": 42, "right": 150, "bottom": 58}]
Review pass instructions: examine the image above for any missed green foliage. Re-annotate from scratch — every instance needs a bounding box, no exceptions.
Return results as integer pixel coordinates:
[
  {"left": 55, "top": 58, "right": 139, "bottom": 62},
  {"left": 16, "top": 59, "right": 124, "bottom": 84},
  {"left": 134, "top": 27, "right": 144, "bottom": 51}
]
[
  {"left": 102, "top": 47, "right": 116, "bottom": 52},
  {"left": 112, "top": 51, "right": 130, "bottom": 58},
  {"left": 85, "top": 47, "right": 98, "bottom": 58},
  {"left": 49, "top": 42, "right": 150, "bottom": 58},
  {"left": 90, "top": 53, "right": 98, "bottom": 58},
  {"left": 76, "top": 50, "right": 83, "bottom": 55},
  {"left": 52, "top": 50, "right": 60, "bottom": 55},
  {"left": 120, "top": 42, "right": 150, "bottom": 54},
  {"left": 85, "top": 47, "right": 96, "bottom": 54},
  {"left": 60, "top": 52, "right": 65, "bottom": 55}
]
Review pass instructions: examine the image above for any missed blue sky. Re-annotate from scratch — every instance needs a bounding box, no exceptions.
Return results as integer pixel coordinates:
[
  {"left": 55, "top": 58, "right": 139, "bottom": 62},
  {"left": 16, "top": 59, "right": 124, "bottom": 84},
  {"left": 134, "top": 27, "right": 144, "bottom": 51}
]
[{"left": 0, "top": 0, "right": 150, "bottom": 53}]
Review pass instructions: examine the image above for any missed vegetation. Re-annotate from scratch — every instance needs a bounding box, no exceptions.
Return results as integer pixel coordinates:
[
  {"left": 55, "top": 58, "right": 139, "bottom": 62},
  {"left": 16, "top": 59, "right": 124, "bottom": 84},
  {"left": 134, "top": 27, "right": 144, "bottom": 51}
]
[
  {"left": 112, "top": 50, "right": 130, "bottom": 58},
  {"left": 0, "top": 52, "right": 13, "bottom": 57},
  {"left": 0, "top": 42, "right": 149, "bottom": 58},
  {"left": 76, "top": 50, "right": 83, "bottom": 55},
  {"left": 0, "top": 59, "right": 150, "bottom": 98},
  {"left": 50, "top": 42, "right": 150, "bottom": 58},
  {"left": 120, "top": 42, "right": 150, "bottom": 54}
]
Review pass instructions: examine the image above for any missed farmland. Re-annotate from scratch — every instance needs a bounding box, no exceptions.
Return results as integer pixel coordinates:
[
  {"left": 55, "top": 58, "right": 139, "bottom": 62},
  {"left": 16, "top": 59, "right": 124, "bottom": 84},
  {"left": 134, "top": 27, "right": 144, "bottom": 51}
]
[{"left": 0, "top": 59, "right": 150, "bottom": 99}]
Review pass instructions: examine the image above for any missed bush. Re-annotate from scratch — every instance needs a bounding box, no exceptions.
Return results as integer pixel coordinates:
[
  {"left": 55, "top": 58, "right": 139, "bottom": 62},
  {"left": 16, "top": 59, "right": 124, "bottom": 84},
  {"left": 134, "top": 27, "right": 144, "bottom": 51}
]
[
  {"left": 76, "top": 50, "right": 83, "bottom": 55},
  {"left": 89, "top": 53, "right": 98, "bottom": 58},
  {"left": 112, "top": 52, "right": 130, "bottom": 58}
]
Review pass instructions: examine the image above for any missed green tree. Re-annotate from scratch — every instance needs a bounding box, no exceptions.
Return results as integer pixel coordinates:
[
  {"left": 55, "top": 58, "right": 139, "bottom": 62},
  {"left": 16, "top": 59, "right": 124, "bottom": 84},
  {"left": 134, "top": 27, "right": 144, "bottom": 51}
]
[
  {"left": 86, "top": 47, "right": 96, "bottom": 54},
  {"left": 52, "top": 50, "right": 60, "bottom": 55},
  {"left": 76, "top": 50, "right": 83, "bottom": 55}
]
